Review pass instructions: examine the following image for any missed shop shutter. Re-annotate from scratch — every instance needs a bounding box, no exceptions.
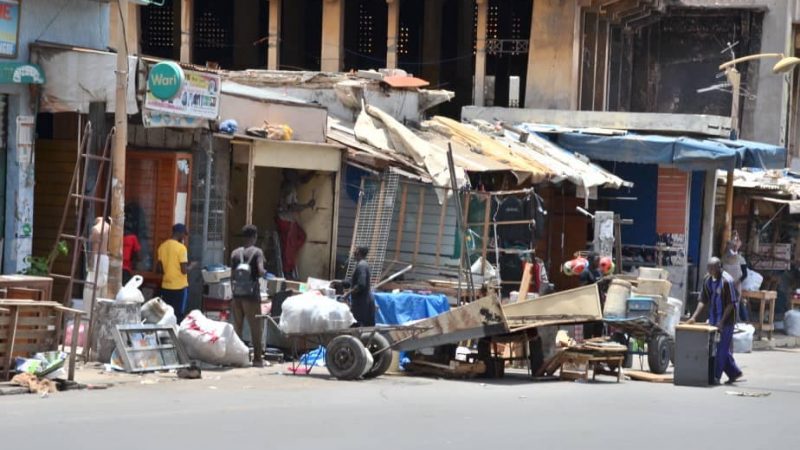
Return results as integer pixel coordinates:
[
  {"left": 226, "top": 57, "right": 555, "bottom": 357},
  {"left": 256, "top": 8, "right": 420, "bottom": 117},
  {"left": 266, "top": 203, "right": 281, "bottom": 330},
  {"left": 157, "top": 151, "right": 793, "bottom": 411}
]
[{"left": 656, "top": 167, "right": 688, "bottom": 235}]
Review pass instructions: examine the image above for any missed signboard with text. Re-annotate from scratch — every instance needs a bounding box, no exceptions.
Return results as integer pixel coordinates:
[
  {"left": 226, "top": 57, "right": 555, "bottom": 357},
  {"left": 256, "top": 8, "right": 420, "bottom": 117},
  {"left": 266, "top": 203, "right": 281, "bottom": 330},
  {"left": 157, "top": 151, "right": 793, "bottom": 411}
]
[
  {"left": 145, "top": 67, "right": 221, "bottom": 120},
  {"left": 0, "top": 0, "right": 19, "bottom": 58}
]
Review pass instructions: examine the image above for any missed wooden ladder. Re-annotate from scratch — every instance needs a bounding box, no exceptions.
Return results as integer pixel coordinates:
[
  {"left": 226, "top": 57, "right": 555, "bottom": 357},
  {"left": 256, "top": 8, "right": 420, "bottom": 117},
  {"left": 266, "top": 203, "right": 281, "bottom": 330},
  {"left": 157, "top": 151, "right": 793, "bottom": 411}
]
[{"left": 48, "top": 122, "right": 115, "bottom": 365}]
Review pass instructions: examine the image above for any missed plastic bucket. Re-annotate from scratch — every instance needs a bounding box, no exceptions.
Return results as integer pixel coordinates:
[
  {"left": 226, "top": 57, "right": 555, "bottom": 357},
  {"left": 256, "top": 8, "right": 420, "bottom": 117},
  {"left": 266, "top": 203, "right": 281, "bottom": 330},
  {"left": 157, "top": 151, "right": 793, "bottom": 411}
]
[{"left": 604, "top": 279, "right": 631, "bottom": 318}]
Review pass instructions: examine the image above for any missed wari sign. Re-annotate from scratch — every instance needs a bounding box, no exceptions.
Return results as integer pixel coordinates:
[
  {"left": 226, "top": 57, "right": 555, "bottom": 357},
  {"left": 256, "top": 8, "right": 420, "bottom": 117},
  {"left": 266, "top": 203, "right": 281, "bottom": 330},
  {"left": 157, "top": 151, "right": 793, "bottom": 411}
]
[
  {"left": 0, "top": 0, "right": 19, "bottom": 58},
  {"left": 0, "top": 62, "right": 45, "bottom": 84},
  {"left": 147, "top": 61, "right": 184, "bottom": 100},
  {"left": 145, "top": 64, "right": 220, "bottom": 120}
]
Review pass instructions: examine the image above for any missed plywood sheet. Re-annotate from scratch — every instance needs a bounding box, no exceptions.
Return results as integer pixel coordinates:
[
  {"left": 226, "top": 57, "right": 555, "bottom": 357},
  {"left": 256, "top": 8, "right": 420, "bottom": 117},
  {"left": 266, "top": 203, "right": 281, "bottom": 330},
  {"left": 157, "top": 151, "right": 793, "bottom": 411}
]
[{"left": 504, "top": 284, "right": 602, "bottom": 329}]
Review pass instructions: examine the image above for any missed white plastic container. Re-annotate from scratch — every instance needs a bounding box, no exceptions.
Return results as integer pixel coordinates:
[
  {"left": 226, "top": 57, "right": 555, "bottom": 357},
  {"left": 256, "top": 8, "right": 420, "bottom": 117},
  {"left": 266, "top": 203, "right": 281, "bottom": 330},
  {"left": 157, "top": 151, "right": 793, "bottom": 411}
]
[
  {"left": 604, "top": 279, "right": 631, "bottom": 318},
  {"left": 785, "top": 310, "right": 800, "bottom": 337}
]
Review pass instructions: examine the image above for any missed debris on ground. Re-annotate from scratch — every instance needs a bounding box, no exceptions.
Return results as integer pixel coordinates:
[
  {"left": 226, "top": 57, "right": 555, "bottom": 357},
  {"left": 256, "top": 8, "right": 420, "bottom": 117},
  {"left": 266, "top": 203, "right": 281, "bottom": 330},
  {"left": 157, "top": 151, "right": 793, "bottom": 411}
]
[
  {"left": 626, "top": 370, "right": 673, "bottom": 383},
  {"left": 725, "top": 390, "right": 771, "bottom": 398},
  {"left": 10, "top": 373, "right": 58, "bottom": 396}
]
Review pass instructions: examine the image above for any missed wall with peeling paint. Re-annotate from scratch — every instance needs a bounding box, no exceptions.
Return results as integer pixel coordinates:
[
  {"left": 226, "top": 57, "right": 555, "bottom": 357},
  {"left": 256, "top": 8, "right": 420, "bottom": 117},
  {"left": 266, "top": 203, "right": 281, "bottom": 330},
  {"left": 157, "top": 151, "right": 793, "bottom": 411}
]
[{"left": 2, "top": 0, "right": 109, "bottom": 273}]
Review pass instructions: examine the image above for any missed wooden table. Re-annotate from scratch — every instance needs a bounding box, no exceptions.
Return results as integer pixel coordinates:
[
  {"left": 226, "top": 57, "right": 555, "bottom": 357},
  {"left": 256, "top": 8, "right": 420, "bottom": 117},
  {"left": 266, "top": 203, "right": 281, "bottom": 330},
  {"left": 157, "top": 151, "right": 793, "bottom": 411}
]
[
  {"left": 743, "top": 290, "right": 777, "bottom": 340},
  {"left": 0, "top": 275, "right": 54, "bottom": 301},
  {"left": 560, "top": 351, "right": 624, "bottom": 382}
]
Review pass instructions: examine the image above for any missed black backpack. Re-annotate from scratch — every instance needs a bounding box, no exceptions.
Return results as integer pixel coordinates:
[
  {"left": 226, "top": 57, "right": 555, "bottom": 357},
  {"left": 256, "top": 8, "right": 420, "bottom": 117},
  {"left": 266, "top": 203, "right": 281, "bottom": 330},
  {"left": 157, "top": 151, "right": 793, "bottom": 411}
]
[{"left": 232, "top": 250, "right": 258, "bottom": 297}]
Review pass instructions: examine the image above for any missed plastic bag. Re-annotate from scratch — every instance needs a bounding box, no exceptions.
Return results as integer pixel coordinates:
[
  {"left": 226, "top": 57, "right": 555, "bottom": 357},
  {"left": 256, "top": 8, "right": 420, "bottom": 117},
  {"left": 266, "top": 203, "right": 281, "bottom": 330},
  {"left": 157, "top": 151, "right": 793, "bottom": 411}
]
[
  {"left": 741, "top": 269, "right": 764, "bottom": 292},
  {"left": 279, "top": 293, "right": 356, "bottom": 334},
  {"left": 785, "top": 310, "right": 800, "bottom": 337},
  {"left": 141, "top": 298, "right": 177, "bottom": 327},
  {"left": 116, "top": 275, "right": 145, "bottom": 303},
  {"left": 178, "top": 310, "right": 249, "bottom": 367},
  {"left": 733, "top": 323, "right": 755, "bottom": 353}
]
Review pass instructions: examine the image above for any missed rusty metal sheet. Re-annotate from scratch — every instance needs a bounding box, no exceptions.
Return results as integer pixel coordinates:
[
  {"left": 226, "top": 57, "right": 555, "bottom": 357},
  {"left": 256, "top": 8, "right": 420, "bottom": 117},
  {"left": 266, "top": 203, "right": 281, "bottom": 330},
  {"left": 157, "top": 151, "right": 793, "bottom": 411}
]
[
  {"left": 387, "top": 295, "right": 508, "bottom": 352},
  {"left": 503, "top": 284, "right": 602, "bottom": 331}
]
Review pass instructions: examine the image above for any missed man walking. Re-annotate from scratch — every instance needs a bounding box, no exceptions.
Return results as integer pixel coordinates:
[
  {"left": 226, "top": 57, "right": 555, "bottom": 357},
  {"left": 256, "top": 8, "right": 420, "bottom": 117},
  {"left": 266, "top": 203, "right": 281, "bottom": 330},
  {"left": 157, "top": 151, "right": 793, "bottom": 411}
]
[
  {"left": 157, "top": 224, "right": 195, "bottom": 323},
  {"left": 231, "top": 225, "right": 266, "bottom": 367},
  {"left": 688, "top": 257, "right": 743, "bottom": 385},
  {"left": 349, "top": 246, "right": 375, "bottom": 327}
]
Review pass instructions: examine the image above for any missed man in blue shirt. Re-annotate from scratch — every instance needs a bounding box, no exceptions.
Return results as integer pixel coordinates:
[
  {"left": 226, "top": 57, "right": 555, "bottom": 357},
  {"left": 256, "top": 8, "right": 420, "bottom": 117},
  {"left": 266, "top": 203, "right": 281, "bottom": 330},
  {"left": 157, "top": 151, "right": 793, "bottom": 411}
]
[{"left": 688, "top": 257, "right": 743, "bottom": 385}]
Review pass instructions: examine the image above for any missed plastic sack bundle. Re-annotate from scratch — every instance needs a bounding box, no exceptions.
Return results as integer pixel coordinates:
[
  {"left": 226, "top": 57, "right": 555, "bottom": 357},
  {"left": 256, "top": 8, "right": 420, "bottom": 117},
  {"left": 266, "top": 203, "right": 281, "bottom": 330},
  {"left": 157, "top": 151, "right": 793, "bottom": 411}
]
[
  {"left": 178, "top": 310, "right": 249, "bottom": 367},
  {"left": 741, "top": 269, "right": 764, "bottom": 292},
  {"left": 279, "top": 293, "right": 356, "bottom": 334},
  {"left": 785, "top": 310, "right": 800, "bottom": 337},
  {"left": 733, "top": 323, "right": 755, "bottom": 353},
  {"left": 141, "top": 298, "right": 177, "bottom": 327},
  {"left": 116, "top": 275, "right": 145, "bottom": 303}
]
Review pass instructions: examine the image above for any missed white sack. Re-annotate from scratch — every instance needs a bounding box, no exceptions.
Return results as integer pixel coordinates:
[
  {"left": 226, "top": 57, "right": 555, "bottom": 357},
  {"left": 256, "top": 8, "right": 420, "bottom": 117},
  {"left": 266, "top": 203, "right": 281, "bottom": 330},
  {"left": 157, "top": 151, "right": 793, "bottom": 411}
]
[
  {"left": 785, "top": 310, "right": 800, "bottom": 337},
  {"left": 733, "top": 323, "right": 755, "bottom": 353},
  {"left": 741, "top": 269, "right": 764, "bottom": 292},
  {"left": 179, "top": 310, "right": 249, "bottom": 367},
  {"left": 116, "top": 275, "right": 145, "bottom": 303},
  {"left": 279, "top": 293, "right": 356, "bottom": 334}
]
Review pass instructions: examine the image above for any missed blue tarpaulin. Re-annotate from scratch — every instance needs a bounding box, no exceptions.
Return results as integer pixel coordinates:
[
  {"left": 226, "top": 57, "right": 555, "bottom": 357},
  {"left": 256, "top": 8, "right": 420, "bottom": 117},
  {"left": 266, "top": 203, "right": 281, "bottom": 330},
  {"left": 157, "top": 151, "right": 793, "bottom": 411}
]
[
  {"left": 374, "top": 292, "right": 450, "bottom": 325},
  {"left": 539, "top": 130, "right": 785, "bottom": 171}
]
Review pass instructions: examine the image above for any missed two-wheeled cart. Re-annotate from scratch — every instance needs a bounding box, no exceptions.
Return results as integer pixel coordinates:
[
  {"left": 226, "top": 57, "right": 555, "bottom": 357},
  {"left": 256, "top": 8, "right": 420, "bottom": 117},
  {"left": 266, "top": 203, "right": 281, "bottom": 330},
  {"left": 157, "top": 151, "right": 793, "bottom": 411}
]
[{"left": 604, "top": 316, "right": 673, "bottom": 374}]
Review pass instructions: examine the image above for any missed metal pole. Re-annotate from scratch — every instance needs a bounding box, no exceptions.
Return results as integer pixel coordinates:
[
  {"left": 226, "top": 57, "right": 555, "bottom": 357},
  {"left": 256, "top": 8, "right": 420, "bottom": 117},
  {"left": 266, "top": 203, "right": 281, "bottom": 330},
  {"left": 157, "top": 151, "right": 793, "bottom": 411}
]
[
  {"left": 107, "top": 0, "right": 129, "bottom": 296},
  {"left": 721, "top": 67, "right": 741, "bottom": 255},
  {"left": 202, "top": 133, "right": 213, "bottom": 264},
  {"left": 447, "top": 144, "right": 475, "bottom": 302}
]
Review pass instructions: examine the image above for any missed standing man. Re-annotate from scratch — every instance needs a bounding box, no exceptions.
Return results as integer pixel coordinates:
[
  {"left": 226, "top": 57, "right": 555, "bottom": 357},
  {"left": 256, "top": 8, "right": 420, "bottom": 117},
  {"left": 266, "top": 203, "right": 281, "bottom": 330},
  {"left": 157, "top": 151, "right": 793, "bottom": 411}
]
[
  {"left": 688, "top": 257, "right": 743, "bottom": 385},
  {"left": 157, "top": 224, "right": 195, "bottom": 323},
  {"left": 122, "top": 221, "right": 141, "bottom": 285},
  {"left": 230, "top": 225, "right": 266, "bottom": 367},
  {"left": 349, "top": 246, "right": 375, "bottom": 327}
]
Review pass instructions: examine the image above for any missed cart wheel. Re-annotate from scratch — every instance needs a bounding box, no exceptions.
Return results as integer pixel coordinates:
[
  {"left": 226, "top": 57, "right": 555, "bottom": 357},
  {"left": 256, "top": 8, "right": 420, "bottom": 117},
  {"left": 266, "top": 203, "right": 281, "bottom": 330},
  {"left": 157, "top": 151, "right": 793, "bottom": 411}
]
[
  {"left": 361, "top": 332, "right": 392, "bottom": 379},
  {"left": 648, "top": 334, "right": 670, "bottom": 374},
  {"left": 325, "top": 335, "right": 369, "bottom": 380}
]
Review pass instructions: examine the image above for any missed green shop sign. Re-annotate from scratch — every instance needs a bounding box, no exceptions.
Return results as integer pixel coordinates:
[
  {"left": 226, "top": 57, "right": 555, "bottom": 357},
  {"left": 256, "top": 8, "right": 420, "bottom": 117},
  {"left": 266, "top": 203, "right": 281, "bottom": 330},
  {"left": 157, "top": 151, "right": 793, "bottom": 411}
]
[
  {"left": 0, "top": 62, "right": 45, "bottom": 84},
  {"left": 147, "top": 61, "right": 185, "bottom": 100}
]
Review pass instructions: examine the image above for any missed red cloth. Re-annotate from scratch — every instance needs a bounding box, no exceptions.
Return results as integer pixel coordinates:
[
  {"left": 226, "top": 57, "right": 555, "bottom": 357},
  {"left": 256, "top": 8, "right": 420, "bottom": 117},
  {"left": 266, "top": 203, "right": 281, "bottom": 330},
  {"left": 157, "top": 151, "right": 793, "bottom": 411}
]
[
  {"left": 123, "top": 234, "right": 141, "bottom": 272},
  {"left": 276, "top": 218, "right": 306, "bottom": 275}
]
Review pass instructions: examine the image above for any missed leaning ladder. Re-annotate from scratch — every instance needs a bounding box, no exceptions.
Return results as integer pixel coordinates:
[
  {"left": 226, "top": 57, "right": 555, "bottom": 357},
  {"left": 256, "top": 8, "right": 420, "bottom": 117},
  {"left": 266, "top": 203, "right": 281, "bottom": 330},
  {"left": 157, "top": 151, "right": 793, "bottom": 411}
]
[
  {"left": 48, "top": 123, "right": 115, "bottom": 372},
  {"left": 346, "top": 172, "right": 400, "bottom": 285}
]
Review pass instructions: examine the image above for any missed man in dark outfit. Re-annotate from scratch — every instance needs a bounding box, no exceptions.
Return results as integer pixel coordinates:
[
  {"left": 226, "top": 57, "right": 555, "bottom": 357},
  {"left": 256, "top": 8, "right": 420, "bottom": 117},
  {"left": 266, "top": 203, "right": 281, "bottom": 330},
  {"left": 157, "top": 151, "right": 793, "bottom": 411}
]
[
  {"left": 230, "top": 225, "right": 267, "bottom": 367},
  {"left": 688, "top": 257, "right": 743, "bottom": 385},
  {"left": 349, "top": 246, "right": 376, "bottom": 327}
]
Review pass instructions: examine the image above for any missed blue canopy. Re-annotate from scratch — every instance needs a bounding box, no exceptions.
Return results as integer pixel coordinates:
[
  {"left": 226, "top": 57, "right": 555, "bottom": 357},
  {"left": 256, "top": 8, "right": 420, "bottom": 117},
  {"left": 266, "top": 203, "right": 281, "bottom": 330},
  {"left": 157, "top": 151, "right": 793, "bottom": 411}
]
[{"left": 549, "top": 132, "right": 785, "bottom": 171}]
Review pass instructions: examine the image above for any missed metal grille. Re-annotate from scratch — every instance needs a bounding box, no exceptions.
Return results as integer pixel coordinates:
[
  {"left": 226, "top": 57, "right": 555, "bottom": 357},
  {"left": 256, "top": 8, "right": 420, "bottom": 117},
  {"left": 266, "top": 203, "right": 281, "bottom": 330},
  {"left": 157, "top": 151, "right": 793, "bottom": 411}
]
[
  {"left": 141, "top": 0, "right": 176, "bottom": 57},
  {"left": 346, "top": 172, "right": 399, "bottom": 285},
  {"left": 195, "top": 9, "right": 230, "bottom": 50},
  {"left": 358, "top": 1, "right": 376, "bottom": 55}
]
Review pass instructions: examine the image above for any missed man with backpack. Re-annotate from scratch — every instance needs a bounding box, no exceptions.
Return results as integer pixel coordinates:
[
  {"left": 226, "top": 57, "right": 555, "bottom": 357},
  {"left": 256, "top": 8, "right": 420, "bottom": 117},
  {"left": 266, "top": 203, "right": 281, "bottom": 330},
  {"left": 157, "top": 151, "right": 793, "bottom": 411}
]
[{"left": 231, "top": 225, "right": 267, "bottom": 367}]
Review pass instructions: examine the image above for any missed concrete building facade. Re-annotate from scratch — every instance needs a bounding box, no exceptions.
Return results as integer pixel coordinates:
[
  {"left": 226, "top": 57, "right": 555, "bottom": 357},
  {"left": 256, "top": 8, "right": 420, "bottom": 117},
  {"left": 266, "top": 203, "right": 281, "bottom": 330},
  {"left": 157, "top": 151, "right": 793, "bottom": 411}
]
[
  {"left": 1, "top": 0, "right": 109, "bottom": 273},
  {"left": 127, "top": 1, "right": 799, "bottom": 154}
]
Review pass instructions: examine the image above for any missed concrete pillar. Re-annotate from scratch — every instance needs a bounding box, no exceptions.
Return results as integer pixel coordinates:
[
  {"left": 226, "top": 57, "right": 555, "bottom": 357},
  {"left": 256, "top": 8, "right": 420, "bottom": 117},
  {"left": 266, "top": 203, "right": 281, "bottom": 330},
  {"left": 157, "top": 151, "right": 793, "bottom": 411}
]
[
  {"left": 180, "top": 0, "right": 193, "bottom": 63},
  {"left": 474, "top": 0, "right": 488, "bottom": 106},
  {"left": 321, "top": 0, "right": 345, "bottom": 72},
  {"left": 697, "top": 170, "right": 717, "bottom": 291},
  {"left": 4, "top": 95, "right": 34, "bottom": 274},
  {"left": 421, "top": 0, "right": 444, "bottom": 85},
  {"left": 268, "top": 0, "right": 282, "bottom": 69},
  {"left": 741, "top": 0, "right": 794, "bottom": 146},
  {"left": 524, "top": 0, "right": 581, "bottom": 109},
  {"left": 386, "top": 0, "right": 400, "bottom": 70}
]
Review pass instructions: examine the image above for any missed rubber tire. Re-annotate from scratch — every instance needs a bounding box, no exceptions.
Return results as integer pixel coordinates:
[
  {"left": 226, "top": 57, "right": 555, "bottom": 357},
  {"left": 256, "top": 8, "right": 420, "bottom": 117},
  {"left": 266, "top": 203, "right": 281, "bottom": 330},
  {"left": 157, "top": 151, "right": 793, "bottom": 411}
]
[
  {"left": 326, "top": 335, "right": 369, "bottom": 380},
  {"left": 361, "top": 332, "right": 392, "bottom": 379},
  {"left": 648, "top": 334, "right": 671, "bottom": 375}
]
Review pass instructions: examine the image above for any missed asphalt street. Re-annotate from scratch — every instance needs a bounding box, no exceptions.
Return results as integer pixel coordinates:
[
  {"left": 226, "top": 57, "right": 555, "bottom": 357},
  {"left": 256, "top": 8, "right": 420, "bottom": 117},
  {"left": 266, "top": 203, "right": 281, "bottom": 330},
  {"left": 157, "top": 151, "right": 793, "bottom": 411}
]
[{"left": 1, "top": 350, "right": 797, "bottom": 450}]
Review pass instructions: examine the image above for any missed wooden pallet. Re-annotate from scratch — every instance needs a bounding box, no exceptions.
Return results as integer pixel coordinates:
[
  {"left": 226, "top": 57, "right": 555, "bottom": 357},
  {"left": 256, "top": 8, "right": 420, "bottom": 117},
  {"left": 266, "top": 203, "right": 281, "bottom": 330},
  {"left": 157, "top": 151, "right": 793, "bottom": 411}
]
[
  {"left": 0, "top": 300, "right": 83, "bottom": 380},
  {"left": 626, "top": 370, "right": 673, "bottom": 383}
]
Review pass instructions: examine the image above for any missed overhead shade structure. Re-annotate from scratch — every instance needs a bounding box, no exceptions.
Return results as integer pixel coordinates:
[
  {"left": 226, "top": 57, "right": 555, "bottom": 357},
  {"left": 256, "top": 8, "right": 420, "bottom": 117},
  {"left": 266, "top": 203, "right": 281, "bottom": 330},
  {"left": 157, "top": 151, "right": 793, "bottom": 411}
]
[{"left": 552, "top": 132, "right": 786, "bottom": 171}]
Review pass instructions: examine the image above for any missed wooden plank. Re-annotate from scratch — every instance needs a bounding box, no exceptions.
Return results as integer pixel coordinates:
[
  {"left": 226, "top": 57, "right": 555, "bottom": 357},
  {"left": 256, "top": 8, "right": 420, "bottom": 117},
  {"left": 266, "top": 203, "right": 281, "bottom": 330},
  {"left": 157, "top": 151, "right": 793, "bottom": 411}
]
[
  {"left": 517, "top": 262, "right": 534, "bottom": 300},
  {"left": 461, "top": 107, "right": 733, "bottom": 137},
  {"left": 393, "top": 184, "right": 408, "bottom": 261},
  {"left": 626, "top": 370, "right": 673, "bottom": 383},
  {"left": 435, "top": 189, "right": 449, "bottom": 267},
  {"left": 504, "top": 284, "right": 603, "bottom": 326},
  {"left": 2, "top": 307, "right": 19, "bottom": 379},
  {"left": 480, "top": 196, "right": 491, "bottom": 272},
  {"left": 412, "top": 187, "right": 425, "bottom": 265}
]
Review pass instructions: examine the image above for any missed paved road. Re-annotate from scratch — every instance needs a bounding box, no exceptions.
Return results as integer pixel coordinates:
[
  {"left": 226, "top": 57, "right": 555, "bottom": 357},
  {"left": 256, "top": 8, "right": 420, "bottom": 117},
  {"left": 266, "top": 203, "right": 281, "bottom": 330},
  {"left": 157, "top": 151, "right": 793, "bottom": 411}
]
[{"left": 2, "top": 350, "right": 797, "bottom": 450}]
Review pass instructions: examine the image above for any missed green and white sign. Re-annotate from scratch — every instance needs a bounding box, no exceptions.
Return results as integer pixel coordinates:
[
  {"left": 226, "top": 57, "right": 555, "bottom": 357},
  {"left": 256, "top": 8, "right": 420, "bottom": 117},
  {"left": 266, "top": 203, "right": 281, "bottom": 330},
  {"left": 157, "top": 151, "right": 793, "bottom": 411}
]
[
  {"left": 0, "top": 62, "right": 44, "bottom": 84},
  {"left": 147, "top": 61, "right": 184, "bottom": 100}
]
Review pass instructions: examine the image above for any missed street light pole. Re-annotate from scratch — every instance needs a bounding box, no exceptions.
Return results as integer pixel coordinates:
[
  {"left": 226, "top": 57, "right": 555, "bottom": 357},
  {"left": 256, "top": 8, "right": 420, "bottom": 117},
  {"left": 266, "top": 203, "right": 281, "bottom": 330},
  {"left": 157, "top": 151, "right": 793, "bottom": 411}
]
[
  {"left": 717, "top": 53, "right": 800, "bottom": 255},
  {"left": 107, "top": 0, "right": 129, "bottom": 297}
]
